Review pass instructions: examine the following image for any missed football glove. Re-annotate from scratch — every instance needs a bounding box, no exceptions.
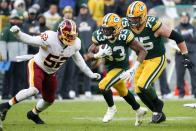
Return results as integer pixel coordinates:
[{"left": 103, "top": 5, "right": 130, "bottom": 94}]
[
  {"left": 94, "top": 44, "right": 112, "bottom": 59},
  {"left": 120, "top": 61, "right": 140, "bottom": 82},
  {"left": 90, "top": 73, "right": 101, "bottom": 80},
  {"left": 10, "top": 25, "right": 20, "bottom": 34},
  {"left": 182, "top": 54, "right": 194, "bottom": 69}
]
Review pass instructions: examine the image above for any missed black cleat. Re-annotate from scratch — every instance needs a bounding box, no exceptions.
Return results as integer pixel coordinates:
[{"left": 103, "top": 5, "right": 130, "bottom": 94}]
[
  {"left": 0, "top": 102, "right": 11, "bottom": 121},
  {"left": 27, "top": 111, "right": 45, "bottom": 124},
  {"left": 151, "top": 112, "right": 166, "bottom": 123}
]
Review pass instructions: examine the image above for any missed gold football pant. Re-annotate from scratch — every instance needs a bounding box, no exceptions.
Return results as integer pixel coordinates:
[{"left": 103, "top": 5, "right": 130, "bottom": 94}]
[
  {"left": 98, "top": 68, "right": 128, "bottom": 97},
  {"left": 134, "top": 55, "right": 166, "bottom": 93}
]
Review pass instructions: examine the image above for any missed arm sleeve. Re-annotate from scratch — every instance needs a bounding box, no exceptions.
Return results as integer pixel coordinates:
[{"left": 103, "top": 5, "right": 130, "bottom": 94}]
[
  {"left": 72, "top": 51, "right": 94, "bottom": 78},
  {"left": 16, "top": 31, "right": 47, "bottom": 47}
]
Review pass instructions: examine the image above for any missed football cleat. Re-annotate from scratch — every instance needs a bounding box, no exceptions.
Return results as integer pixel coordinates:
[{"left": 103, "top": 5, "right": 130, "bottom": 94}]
[
  {"left": 151, "top": 112, "right": 166, "bottom": 123},
  {"left": 135, "top": 107, "right": 148, "bottom": 126},
  {"left": 183, "top": 103, "right": 196, "bottom": 108},
  {"left": 27, "top": 111, "right": 45, "bottom": 124},
  {"left": 0, "top": 102, "right": 11, "bottom": 121},
  {"left": 102, "top": 105, "right": 117, "bottom": 123}
]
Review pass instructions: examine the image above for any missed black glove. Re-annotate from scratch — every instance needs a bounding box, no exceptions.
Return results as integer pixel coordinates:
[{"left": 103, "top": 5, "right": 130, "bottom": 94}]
[{"left": 182, "top": 54, "right": 194, "bottom": 69}]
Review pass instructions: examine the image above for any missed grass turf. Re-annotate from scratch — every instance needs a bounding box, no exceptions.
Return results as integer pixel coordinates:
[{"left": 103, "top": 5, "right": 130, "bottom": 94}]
[{"left": 2, "top": 100, "right": 196, "bottom": 131}]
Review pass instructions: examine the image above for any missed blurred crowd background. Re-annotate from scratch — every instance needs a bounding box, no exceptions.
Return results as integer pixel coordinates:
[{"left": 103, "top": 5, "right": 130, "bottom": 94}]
[{"left": 0, "top": 0, "right": 196, "bottom": 100}]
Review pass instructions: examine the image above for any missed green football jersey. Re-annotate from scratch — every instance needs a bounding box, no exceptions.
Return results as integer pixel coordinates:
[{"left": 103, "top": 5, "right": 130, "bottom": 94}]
[
  {"left": 92, "top": 29, "right": 134, "bottom": 71},
  {"left": 122, "top": 16, "right": 165, "bottom": 59}
]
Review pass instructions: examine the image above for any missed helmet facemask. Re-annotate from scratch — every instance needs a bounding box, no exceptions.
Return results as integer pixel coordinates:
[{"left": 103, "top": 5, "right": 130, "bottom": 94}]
[
  {"left": 127, "top": 16, "right": 142, "bottom": 27},
  {"left": 101, "top": 13, "right": 122, "bottom": 40}
]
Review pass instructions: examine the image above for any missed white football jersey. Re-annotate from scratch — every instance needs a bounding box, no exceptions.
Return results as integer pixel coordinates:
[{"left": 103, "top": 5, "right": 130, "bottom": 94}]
[{"left": 33, "top": 31, "right": 81, "bottom": 74}]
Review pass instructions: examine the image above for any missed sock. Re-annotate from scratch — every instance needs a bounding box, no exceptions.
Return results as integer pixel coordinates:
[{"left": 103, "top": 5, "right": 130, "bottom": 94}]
[
  {"left": 139, "top": 85, "right": 164, "bottom": 112},
  {"left": 137, "top": 93, "right": 156, "bottom": 112},
  {"left": 8, "top": 97, "right": 18, "bottom": 106},
  {"left": 102, "top": 89, "right": 114, "bottom": 107},
  {"left": 140, "top": 85, "right": 157, "bottom": 100},
  {"left": 152, "top": 97, "right": 164, "bottom": 113},
  {"left": 32, "top": 107, "right": 41, "bottom": 115},
  {"left": 123, "top": 91, "right": 140, "bottom": 110},
  {"left": 32, "top": 99, "right": 52, "bottom": 115}
]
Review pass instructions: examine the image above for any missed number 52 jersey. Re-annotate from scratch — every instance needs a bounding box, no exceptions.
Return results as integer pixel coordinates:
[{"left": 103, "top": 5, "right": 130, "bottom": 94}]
[
  {"left": 33, "top": 30, "right": 81, "bottom": 74},
  {"left": 92, "top": 29, "right": 134, "bottom": 71}
]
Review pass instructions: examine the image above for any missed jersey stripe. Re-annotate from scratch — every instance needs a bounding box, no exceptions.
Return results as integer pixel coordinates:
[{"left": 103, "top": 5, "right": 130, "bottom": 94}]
[
  {"left": 92, "top": 35, "right": 99, "bottom": 44},
  {"left": 126, "top": 33, "right": 134, "bottom": 43},
  {"left": 28, "top": 59, "right": 35, "bottom": 87},
  {"left": 152, "top": 19, "right": 162, "bottom": 32},
  {"left": 105, "top": 70, "right": 123, "bottom": 91}
]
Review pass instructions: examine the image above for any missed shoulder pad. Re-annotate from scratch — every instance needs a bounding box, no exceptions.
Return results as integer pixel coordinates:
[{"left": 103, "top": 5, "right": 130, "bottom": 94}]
[
  {"left": 92, "top": 29, "right": 106, "bottom": 44},
  {"left": 118, "top": 29, "right": 134, "bottom": 44},
  {"left": 146, "top": 16, "right": 162, "bottom": 32},
  {"left": 122, "top": 17, "right": 130, "bottom": 29}
]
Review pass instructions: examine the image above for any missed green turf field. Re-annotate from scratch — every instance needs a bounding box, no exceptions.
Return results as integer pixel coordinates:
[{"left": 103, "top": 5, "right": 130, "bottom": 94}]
[{"left": 2, "top": 100, "right": 196, "bottom": 131}]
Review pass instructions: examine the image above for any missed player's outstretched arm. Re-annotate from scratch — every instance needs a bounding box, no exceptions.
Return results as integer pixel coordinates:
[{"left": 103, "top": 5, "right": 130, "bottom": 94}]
[
  {"left": 72, "top": 51, "right": 101, "bottom": 80},
  {"left": 155, "top": 24, "right": 194, "bottom": 69},
  {"left": 10, "top": 25, "right": 45, "bottom": 47}
]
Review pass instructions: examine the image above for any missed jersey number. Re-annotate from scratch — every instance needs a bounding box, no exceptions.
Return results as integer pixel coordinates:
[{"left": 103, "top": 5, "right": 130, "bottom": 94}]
[
  {"left": 106, "top": 46, "right": 125, "bottom": 61},
  {"left": 44, "top": 54, "right": 68, "bottom": 69},
  {"left": 135, "top": 36, "right": 154, "bottom": 51}
]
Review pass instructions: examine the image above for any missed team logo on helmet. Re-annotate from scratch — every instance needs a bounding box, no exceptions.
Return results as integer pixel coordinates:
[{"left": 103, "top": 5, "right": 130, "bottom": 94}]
[{"left": 101, "top": 13, "right": 122, "bottom": 39}]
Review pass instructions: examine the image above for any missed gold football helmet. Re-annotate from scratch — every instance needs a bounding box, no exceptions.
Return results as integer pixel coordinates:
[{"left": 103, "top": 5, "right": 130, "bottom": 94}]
[
  {"left": 101, "top": 13, "right": 122, "bottom": 39},
  {"left": 126, "top": 1, "right": 147, "bottom": 27}
]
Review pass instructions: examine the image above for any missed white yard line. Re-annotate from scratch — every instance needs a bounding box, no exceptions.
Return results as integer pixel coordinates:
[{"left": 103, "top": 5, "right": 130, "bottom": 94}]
[{"left": 72, "top": 116, "right": 196, "bottom": 121}]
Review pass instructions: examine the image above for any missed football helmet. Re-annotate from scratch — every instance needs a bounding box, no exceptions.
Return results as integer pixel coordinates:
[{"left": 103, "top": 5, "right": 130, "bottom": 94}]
[
  {"left": 57, "top": 19, "right": 77, "bottom": 46},
  {"left": 101, "top": 13, "right": 122, "bottom": 39},
  {"left": 126, "top": 1, "right": 147, "bottom": 27}
]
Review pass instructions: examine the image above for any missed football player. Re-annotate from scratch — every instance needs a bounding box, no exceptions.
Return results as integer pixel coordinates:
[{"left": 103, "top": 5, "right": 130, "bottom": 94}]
[
  {"left": 85, "top": 13, "right": 148, "bottom": 126},
  {"left": 121, "top": 1, "right": 193, "bottom": 123},
  {"left": 0, "top": 19, "right": 101, "bottom": 124}
]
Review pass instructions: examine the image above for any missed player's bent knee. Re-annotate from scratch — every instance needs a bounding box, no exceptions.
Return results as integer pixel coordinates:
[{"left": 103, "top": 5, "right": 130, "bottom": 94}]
[
  {"left": 29, "top": 87, "right": 39, "bottom": 95},
  {"left": 118, "top": 89, "right": 128, "bottom": 97},
  {"left": 98, "top": 82, "right": 106, "bottom": 92}
]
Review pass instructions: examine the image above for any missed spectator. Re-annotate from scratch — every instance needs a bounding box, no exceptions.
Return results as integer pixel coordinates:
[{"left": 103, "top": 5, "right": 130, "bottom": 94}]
[
  {"left": 115, "top": 0, "right": 131, "bottom": 17},
  {"left": 88, "top": 0, "right": 104, "bottom": 26},
  {"left": 0, "top": 0, "right": 10, "bottom": 16},
  {"left": 0, "top": 0, "right": 10, "bottom": 32},
  {"left": 175, "top": 12, "right": 196, "bottom": 98},
  {"left": 23, "top": 7, "right": 39, "bottom": 54},
  {"left": 104, "top": 0, "right": 117, "bottom": 15},
  {"left": 37, "top": 15, "right": 49, "bottom": 32},
  {"left": 53, "top": 6, "right": 74, "bottom": 31},
  {"left": 76, "top": 3, "right": 97, "bottom": 98},
  {"left": 59, "top": 0, "right": 76, "bottom": 13},
  {"left": 0, "top": 13, "right": 27, "bottom": 99},
  {"left": 159, "top": 69, "right": 172, "bottom": 99},
  {"left": 43, "top": 4, "right": 61, "bottom": 29},
  {"left": 11, "top": 0, "right": 28, "bottom": 20}
]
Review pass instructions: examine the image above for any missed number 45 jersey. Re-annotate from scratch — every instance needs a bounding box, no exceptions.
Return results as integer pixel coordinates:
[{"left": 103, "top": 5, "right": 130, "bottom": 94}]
[
  {"left": 92, "top": 29, "right": 134, "bottom": 71},
  {"left": 122, "top": 16, "right": 165, "bottom": 60},
  {"left": 34, "top": 30, "right": 81, "bottom": 74}
]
